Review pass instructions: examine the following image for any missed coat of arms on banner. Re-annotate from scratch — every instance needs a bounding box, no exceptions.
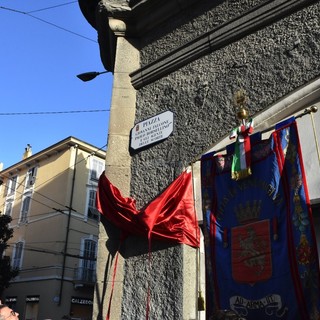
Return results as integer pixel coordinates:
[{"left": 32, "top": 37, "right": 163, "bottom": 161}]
[
  {"left": 232, "top": 219, "right": 272, "bottom": 284},
  {"left": 201, "top": 119, "right": 320, "bottom": 319}
]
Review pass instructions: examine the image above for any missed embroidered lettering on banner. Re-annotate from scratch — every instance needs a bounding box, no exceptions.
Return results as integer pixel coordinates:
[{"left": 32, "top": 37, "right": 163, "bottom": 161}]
[{"left": 230, "top": 294, "right": 288, "bottom": 317}]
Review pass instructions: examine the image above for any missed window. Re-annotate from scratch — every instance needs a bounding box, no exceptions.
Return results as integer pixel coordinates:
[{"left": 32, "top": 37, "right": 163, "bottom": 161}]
[
  {"left": 25, "top": 167, "right": 37, "bottom": 189},
  {"left": 12, "top": 241, "right": 24, "bottom": 269},
  {"left": 79, "top": 238, "right": 97, "bottom": 282},
  {"left": 20, "top": 196, "right": 31, "bottom": 223},
  {"left": 4, "top": 200, "right": 13, "bottom": 216},
  {"left": 87, "top": 189, "right": 100, "bottom": 221},
  {"left": 90, "top": 159, "right": 104, "bottom": 181},
  {"left": 83, "top": 239, "right": 97, "bottom": 268},
  {"left": 5, "top": 176, "right": 18, "bottom": 197}
]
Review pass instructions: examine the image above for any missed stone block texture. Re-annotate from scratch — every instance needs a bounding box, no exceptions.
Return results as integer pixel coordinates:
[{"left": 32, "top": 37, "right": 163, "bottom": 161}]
[
  {"left": 126, "top": 1, "right": 320, "bottom": 319},
  {"left": 95, "top": 0, "right": 320, "bottom": 319}
]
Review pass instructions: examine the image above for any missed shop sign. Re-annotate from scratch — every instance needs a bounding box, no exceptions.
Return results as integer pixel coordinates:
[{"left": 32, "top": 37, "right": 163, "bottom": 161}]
[
  {"left": 130, "top": 111, "right": 174, "bottom": 150},
  {"left": 26, "top": 295, "right": 40, "bottom": 303},
  {"left": 71, "top": 297, "right": 93, "bottom": 305}
]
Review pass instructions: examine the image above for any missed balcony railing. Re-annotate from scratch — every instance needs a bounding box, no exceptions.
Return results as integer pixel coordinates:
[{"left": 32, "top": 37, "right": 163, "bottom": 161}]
[{"left": 73, "top": 267, "right": 96, "bottom": 286}]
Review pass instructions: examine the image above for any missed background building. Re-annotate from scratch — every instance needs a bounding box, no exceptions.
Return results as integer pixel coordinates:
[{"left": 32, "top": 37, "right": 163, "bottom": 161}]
[
  {"left": 78, "top": 0, "right": 320, "bottom": 319},
  {"left": 0, "top": 137, "right": 105, "bottom": 320}
]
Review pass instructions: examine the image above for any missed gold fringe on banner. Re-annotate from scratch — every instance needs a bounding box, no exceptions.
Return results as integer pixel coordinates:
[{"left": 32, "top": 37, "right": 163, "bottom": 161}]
[{"left": 231, "top": 167, "right": 252, "bottom": 181}]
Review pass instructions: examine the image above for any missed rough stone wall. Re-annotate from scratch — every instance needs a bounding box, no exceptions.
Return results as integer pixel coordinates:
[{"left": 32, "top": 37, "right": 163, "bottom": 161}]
[
  {"left": 121, "top": 1, "right": 320, "bottom": 319},
  {"left": 133, "top": 2, "right": 320, "bottom": 206},
  {"left": 140, "top": 0, "right": 266, "bottom": 66},
  {"left": 121, "top": 238, "right": 183, "bottom": 320}
]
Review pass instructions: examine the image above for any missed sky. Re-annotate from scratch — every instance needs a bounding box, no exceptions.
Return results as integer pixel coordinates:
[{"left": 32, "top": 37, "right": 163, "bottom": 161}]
[{"left": 0, "top": 0, "right": 113, "bottom": 169}]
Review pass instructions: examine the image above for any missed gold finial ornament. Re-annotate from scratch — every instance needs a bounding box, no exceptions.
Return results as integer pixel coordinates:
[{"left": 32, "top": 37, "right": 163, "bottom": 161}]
[
  {"left": 310, "top": 105, "right": 318, "bottom": 113},
  {"left": 234, "top": 89, "right": 249, "bottom": 121}
]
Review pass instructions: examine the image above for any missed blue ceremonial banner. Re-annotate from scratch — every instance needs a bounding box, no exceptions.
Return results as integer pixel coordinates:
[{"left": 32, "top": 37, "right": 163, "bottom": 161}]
[{"left": 201, "top": 119, "right": 320, "bottom": 319}]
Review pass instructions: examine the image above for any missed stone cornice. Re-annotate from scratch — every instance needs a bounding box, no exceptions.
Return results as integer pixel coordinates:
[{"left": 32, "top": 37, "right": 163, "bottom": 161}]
[
  {"left": 130, "top": 0, "right": 317, "bottom": 89},
  {"left": 79, "top": 0, "right": 200, "bottom": 72}
]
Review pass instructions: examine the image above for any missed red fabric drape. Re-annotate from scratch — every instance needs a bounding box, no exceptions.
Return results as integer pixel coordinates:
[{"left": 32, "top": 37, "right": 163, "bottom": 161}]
[{"left": 96, "top": 171, "right": 200, "bottom": 248}]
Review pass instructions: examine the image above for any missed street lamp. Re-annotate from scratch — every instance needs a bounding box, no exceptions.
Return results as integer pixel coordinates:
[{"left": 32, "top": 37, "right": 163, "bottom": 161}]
[{"left": 76, "top": 70, "right": 109, "bottom": 82}]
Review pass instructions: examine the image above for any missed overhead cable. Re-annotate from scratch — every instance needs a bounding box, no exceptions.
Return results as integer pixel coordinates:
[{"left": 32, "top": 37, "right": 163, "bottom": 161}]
[
  {"left": 0, "top": 5, "right": 96, "bottom": 43},
  {"left": 0, "top": 110, "right": 109, "bottom": 116},
  {"left": 0, "top": 143, "right": 107, "bottom": 216},
  {"left": 26, "top": 1, "right": 78, "bottom": 14}
]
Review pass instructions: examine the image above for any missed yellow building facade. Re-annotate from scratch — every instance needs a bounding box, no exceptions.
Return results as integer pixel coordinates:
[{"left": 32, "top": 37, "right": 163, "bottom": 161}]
[{"left": 0, "top": 137, "right": 105, "bottom": 320}]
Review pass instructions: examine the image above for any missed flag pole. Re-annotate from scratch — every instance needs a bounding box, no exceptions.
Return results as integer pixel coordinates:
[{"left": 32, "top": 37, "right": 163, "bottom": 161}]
[{"left": 190, "top": 105, "right": 318, "bottom": 165}]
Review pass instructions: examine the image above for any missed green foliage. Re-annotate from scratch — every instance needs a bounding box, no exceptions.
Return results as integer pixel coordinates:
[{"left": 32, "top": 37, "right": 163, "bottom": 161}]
[{"left": 0, "top": 215, "right": 19, "bottom": 296}]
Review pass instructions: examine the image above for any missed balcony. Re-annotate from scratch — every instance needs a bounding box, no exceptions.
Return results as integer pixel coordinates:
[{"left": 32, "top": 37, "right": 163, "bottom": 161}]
[{"left": 73, "top": 267, "right": 96, "bottom": 287}]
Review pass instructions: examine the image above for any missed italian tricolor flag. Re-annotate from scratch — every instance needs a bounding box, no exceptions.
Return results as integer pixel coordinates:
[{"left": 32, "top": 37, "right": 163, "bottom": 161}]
[{"left": 230, "top": 119, "right": 254, "bottom": 180}]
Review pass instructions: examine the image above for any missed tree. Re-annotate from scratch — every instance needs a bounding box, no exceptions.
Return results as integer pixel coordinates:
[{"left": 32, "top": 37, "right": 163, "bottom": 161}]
[{"left": 0, "top": 214, "right": 19, "bottom": 296}]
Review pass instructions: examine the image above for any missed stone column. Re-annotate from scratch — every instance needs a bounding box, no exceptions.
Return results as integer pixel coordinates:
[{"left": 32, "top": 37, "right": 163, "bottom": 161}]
[{"left": 93, "top": 18, "right": 139, "bottom": 320}]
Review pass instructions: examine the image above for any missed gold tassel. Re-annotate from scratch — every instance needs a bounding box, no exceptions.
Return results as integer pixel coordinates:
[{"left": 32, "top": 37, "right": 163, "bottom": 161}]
[
  {"left": 191, "top": 164, "right": 205, "bottom": 312},
  {"left": 198, "top": 290, "right": 205, "bottom": 311}
]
